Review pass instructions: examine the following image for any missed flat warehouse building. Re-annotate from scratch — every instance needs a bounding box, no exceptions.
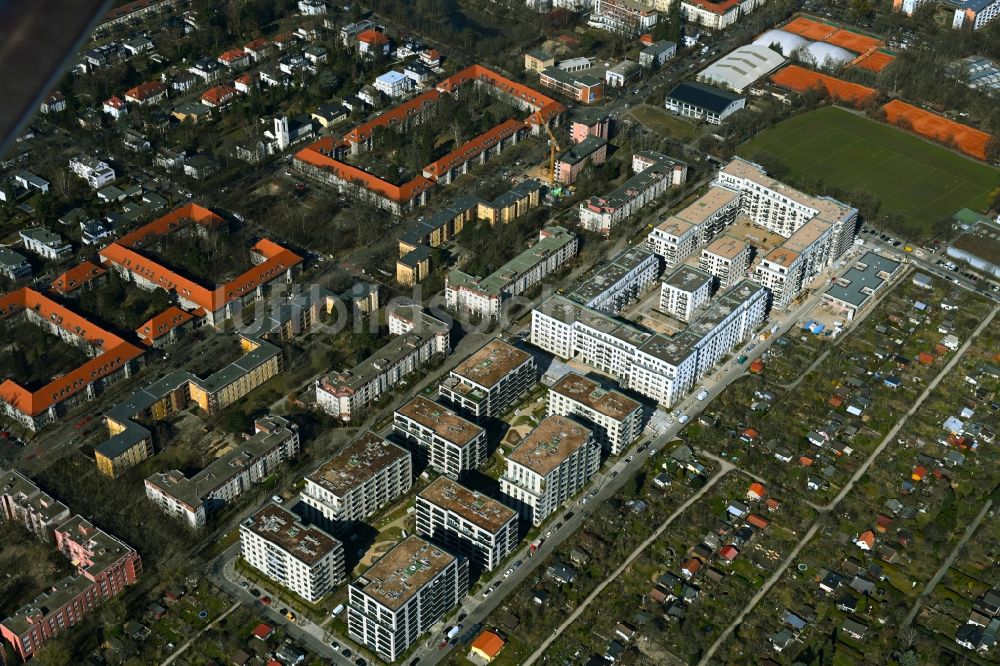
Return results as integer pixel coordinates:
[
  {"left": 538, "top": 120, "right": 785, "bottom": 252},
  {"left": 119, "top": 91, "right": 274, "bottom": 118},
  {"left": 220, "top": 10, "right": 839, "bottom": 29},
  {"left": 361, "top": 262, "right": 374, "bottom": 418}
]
[
  {"left": 393, "top": 396, "right": 487, "bottom": 478},
  {"left": 349, "top": 536, "right": 469, "bottom": 662},
  {"left": 301, "top": 432, "right": 412, "bottom": 529},
  {"left": 500, "top": 415, "right": 600, "bottom": 526},
  {"left": 547, "top": 373, "right": 643, "bottom": 455},
  {"left": 416, "top": 477, "right": 518, "bottom": 571},
  {"left": 239, "top": 503, "right": 345, "bottom": 603},
  {"left": 438, "top": 339, "right": 536, "bottom": 421},
  {"left": 823, "top": 251, "right": 902, "bottom": 320}
]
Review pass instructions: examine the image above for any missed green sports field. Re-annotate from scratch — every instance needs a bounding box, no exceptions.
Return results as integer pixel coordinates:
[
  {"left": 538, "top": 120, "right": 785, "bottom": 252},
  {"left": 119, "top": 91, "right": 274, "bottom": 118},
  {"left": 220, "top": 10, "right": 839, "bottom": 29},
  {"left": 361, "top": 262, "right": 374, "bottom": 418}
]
[{"left": 739, "top": 106, "right": 1000, "bottom": 235}]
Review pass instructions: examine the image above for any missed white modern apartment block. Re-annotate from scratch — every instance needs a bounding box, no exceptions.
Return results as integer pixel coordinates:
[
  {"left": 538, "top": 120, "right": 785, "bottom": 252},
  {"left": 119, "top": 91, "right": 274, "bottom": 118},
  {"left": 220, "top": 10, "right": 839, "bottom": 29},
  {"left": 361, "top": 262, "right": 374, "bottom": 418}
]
[
  {"left": 950, "top": 0, "right": 1000, "bottom": 29},
  {"left": 677, "top": 0, "right": 767, "bottom": 30},
  {"left": 660, "top": 265, "right": 713, "bottom": 322},
  {"left": 301, "top": 431, "right": 412, "bottom": 528},
  {"left": 501, "top": 415, "right": 600, "bottom": 526},
  {"left": 547, "top": 373, "right": 643, "bottom": 455},
  {"left": 19, "top": 228, "right": 72, "bottom": 260},
  {"left": 700, "top": 236, "right": 751, "bottom": 290},
  {"left": 393, "top": 396, "right": 487, "bottom": 478},
  {"left": 716, "top": 157, "right": 857, "bottom": 259},
  {"left": 415, "top": 477, "right": 518, "bottom": 571},
  {"left": 646, "top": 185, "right": 741, "bottom": 269},
  {"left": 349, "top": 536, "right": 469, "bottom": 663},
  {"left": 446, "top": 226, "right": 577, "bottom": 320},
  {"left": 579, "top": 151, "right": 688, "bottom": 235},
  {"left": 68, "top": 155, "right": 116, "bottom": 189},
  {"left": 565, "top": 247, "right": 659, "bottom": 315},
  {"left": 438, "top": 340, "right": 536, "bottom": 421},
  {"left": 531, "top": 280, "right": 768, "bottom": 407},
  {"left": 589, "top": 0, "right": 658, "bottom": 36},
  {"left": 145, "top": 415, "right": 300, "bottom": 528},
  {"left": 316, "top": 305, "right": 449, "bottom": 422},
  {"left": 240, "top": 503, "right": 345, "bottom": 603},
  {"left": 753, "top": 218, "right": 834, "bottom": 310}
]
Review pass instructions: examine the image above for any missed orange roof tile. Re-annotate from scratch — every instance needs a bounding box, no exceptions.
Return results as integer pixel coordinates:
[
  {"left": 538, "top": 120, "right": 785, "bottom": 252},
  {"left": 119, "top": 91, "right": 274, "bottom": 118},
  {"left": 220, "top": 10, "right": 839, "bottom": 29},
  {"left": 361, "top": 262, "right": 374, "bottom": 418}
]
[
  {"left": 295, "top": 137, "right": 434, "bottom": 204},
  {"left": 345, "top": 90, "right": 441, "bottom": 144},
  {"left": 125, "top": 80, "right": 166, "bottom": 101},
  {"left": 135, "top": 306, "right": 196, "bottom": 345},
  {"left": 100, "top": 204, "right": 303, "bottom": 313},
  {"left": 201, "top": 85, "right": 238, "bottom": 106},
  {"left": 0, "top": 288, "right": 144, "bottom": 416},
  {"left": 470, "top": 631, "right": 505, "bottom": 659},
  {"left": 856, "top": 530, "right": 875, "bottom": 548},
  {"left": 357, "top": 29, "right": 389, "bottom": 45},
  {"left": 245, "top": 37, "right": 272, "bottom": 52},
  {"left": 436, "top": 65, "right": 564, "bottom": 125},
  {"left": 51, "top": 261, "right": 107, "bottom": 295},
  {"left": 748, "top": 482, "right": 767, "bottom": 499},
  {"left": 747, "top": 514, "right": 770, "bottom": 529},
  {"left": 423, "top": 118, "right": 523, "bottom": 179},
  {"left": 105, "top": 95, "right": 126, "bottom": 109},
  {"left": 218, "top": 49, "right": 249, "bottom": 63}
]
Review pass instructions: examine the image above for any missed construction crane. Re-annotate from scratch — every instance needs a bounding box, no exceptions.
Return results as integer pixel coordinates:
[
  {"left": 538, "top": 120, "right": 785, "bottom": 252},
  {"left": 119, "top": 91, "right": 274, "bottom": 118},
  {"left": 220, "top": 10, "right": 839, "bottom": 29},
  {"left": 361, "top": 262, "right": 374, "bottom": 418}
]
[{"left": 545, "top": 123, "right": 561, "bottom": 186}]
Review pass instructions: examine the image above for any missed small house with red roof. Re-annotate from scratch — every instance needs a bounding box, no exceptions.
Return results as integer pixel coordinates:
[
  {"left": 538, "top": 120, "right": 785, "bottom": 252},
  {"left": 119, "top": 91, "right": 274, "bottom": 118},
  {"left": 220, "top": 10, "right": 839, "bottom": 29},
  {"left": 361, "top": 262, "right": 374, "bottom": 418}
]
[
  {"left": 125, "top": 80, "right": 167, "bottom": 106},
  {"left": 681, "top": 558, "right": 702, "bottom": 578},
  {"left": 719, "top": 545, "right": 739, "bottom": 562},
  {"left": 244, "top": 38, "right": 273, "bottom": 61},
  {"left": 234, "top": 72, "right": 257, "bottom": 94},
  {"left": 357, "top": 29, "right": 390, "bottom": 56},
  {"left": 420, "top": 48, "right": 441, "bottom": 68},
  {"left": 747, "top": 482, "right": 767, "bottom": 501},
  {"left": 747, "top": 514, "right": 770, "bottom": 530},
  {"left": 749, "top": 359, "right": 765, "bottom": 374},
  {"left": 765, "top": 498, "right": 781, "bottom": 512},
  {"left": 639, "top": 33, "right": 654, "bottom": 45},
  {"left": 201, "top": 85, "right": 238, "bottom": 108},
  {"left": 272, "top": 32, "right": 299, "bottom": 51},
  {"left": 875, "top": 514, "right": 892, "bottom": 533},
  {"left": 103, "top": 95, "right": 128, "bottom": 118},
  {"left": 252, "top": 623, "right": 274, "bottom": 640},
  {"left": 911, "top": 465, "right": 927, "bottom": 482},
  {"left": 51, "top": 261, "right": 107, "bottom": 296},
  {"left": 740, "top": 428, "right": 760, "bottom": 443},
  {"left": 218, "top": 49, "right": 251, "bottom": 70},
  {"left": 854, "top": 530, "right": 875, "bottom": 551}
]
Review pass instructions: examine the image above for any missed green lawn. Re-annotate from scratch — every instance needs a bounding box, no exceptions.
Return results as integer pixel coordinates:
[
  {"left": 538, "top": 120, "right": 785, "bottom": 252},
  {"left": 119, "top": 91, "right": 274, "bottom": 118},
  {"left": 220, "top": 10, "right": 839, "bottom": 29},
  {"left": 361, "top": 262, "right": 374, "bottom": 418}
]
[
  {"left": 740, "top": 106, "right": 1000, "bottom": 236},
  {"left": 628, "top": 104, "right": 697, "bottom": 139}
]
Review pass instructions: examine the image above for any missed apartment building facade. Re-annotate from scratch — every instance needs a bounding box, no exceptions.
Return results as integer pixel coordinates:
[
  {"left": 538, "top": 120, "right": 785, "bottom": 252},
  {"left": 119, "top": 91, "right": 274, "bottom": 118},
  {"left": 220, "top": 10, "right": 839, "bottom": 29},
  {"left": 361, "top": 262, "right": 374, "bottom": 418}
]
[
  {"left": 716, "top": 157, "right": 857, "bottom": 255},
  {"left": 589, "top": 0, "right": 658, "bottom": 35},
  {"left": 579, "top": 151, "right": 688, "bottom": 235},
  {"left": 68, "top": 155, "right": 116, "bottom": 189},
  {"left": 349, "top": 536, "right": 469, "bottom": 662},
  {"left": 393, "top": 396, "right": 487, "bottom": 478},
  {"left": 500, "top": 416, "right": 600, "bottom": 526},
  {"left": 144, "top": 415, "right": 300, "bottom": 528},
  {"left": 301, "top": 432, "right": 412, "bottom": 529},
  {"left": 646, "top": 217, "right": 700, "bottom": 270},
  {"left": 316, "top": 306, "right": 450, "bottom": 422},
  {"left": 438, "top": 340, "right": 536, "bottom": 421},
  {"left": 547, "top": 373, "right": 643, "bottom": 455},
  {"left": 659, "top": 266, "right": 713, "bottom": 322},
  {"left": 645, "top": 185, "right": 740, "bottom": 267},
  {"left": 446, "top": 226, "right": 577, "bottom": 320},
  {"left": 415, "top": 477, "right": 518, "bottom": 571},
  {"left": 700, "top": 236, "right": 751, "bottom": 290},
  {"left": 240, "top": 503, "right": 345, "bottom": 603},
  {"left": 531, "top": 281, "right": 767, "bottom": 407},
  {"left": 752, "top": 218, "right": 834, "bottom": 310},
  {"left": 0, "top": 488, "right": 141, "bottom": 661},
  {"left": 565, "top": 247, "right": 659, "bottom": 315}
]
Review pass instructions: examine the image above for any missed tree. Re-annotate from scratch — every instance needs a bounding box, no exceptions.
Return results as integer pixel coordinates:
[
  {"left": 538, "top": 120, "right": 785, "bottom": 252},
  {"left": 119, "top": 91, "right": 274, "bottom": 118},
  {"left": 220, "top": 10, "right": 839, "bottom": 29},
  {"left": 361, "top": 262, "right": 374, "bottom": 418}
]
[{"left": 34, "top": 639, "right": 72, "bottom": 666}]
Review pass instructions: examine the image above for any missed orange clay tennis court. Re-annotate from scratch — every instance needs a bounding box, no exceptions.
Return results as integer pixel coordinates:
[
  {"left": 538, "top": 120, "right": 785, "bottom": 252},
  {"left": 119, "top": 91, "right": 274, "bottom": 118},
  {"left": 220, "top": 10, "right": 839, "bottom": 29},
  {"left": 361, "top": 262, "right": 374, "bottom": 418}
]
[
  {"left": 883, "top": 100, "right": 991, "bottom": 160},
  {"left": 782, "top": 16, "right": 882, "bottom": 54},
  {"left": 770, "top": 65, "right": 876, "bottom": 107},
  {"left": 855, "top": 50, "right": 895, "bottom": 73},
  {"left": 782, "top": 16, "right": 836, "bottom": 41}
]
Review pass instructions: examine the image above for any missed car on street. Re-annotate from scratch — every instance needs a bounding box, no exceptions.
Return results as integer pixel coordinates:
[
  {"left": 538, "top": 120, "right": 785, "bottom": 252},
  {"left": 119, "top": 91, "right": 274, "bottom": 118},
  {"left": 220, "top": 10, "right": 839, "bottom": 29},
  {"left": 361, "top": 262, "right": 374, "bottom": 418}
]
[
  {"left": 545, "top": 529, "right": 554, "bottom": 538},
  {"left": 330, "top": 641, "right": 340, "bottom": 650},
  {"left": 514, "top": 559, "right": 523, "bottom": 568},
  {"left": 504, "top": 567, "right": 514, "bottom": 578},
  {"left": 677, "top": 413, "right": 690, "bottom": 424},
  {"left": 250, "top": 588, "right": 261, "bottom": 598},
  {"left": 260, "top": 596, "right": 272, "bottom": 605},
  {"left": 271, "top": 495, "right": 283, "bottom": 504},
  {"left": 626, "top": 455, "right": 634, "bottom": 462},
  {"left": 239, "top": 581, "right": 249, "bottom": 589},
  {"left": 482, "top": 586, "right": 494, "bottom": 598},
  {"left": 343, "top": 648, "right": 352, "bottom": 657},
  {"left": 356, "top": 659, "right": 367, "bottom": 666}
]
